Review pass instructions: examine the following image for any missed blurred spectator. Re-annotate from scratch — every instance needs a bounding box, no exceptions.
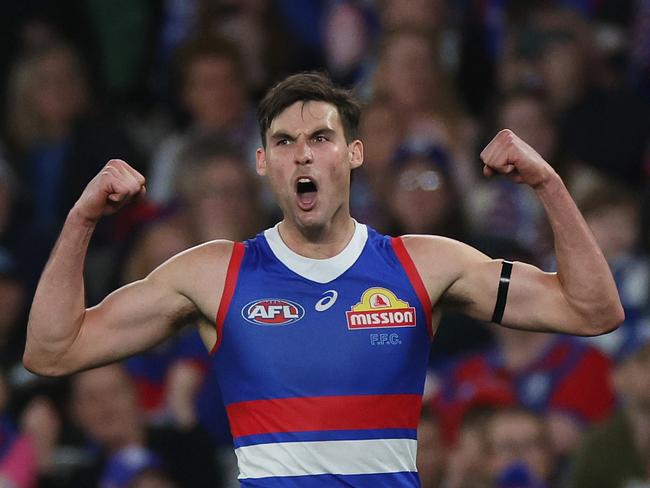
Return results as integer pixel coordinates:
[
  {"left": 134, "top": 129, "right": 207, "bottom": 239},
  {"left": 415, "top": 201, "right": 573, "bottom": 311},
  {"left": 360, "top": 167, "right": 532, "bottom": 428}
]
[
  {"left": 373, "top": 26, "right": 466, "bottom": 139},
  {"left": 534, "top": 8, "right": 594, "bottom": 112},
  {"left": 19, "top": 395, "right": 64, "bottom": 485},
  {"left": 147, "top": 35, "right": 259, "bottom": 205},
  {"left": 523, "top": 7, "right": 650, "bottom": 188},
  {"left": 567, "top": 332, "right": 650, "bottom": 487},
  {"left": 68, "top": 364, "right": 220, "bottom": 488},
  {"left": 496, "top": 6, "right": 594, "bottom": 110},
  {"left": 4, "top": 40, "right": 140, "bottom": 300},
  {"left": 0, "top": 370, "right": 38, "bottom": 488},
  {"left": 416, "top": 406, "right": 445, "bottom": 488},
  {"left": 388, "top": 141, "right": 465, "bottom": 239},
  {"left": 434, "top": 327, "right": 615, "bottom": 462},
  {"left": 441, "top": 407, "right": 493, "bottom": 488},
  {"left": 484, "top": 408, "right": 555, "bottom": 488},
  {"left": 5, "top": 40, "right": 139, "bottom": 237},
  {"left": 372, "top": 26, "right": 479, "bottom": 194},
  {"left": 0, "top": 3, "right": 102, "bottom": 116},
  {"left": 196, "top": 0, "right": 289, "bottom": 94},
  {"left": 349, "top": 96, "right": 403, "bottom": 231}
]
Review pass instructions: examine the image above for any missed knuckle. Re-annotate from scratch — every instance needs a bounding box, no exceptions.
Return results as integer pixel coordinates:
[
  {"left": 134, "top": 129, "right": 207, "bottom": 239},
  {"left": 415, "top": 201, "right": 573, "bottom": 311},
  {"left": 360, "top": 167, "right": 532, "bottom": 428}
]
[{"left": 106, "top": 158, "right": 123, "bottom": 167}]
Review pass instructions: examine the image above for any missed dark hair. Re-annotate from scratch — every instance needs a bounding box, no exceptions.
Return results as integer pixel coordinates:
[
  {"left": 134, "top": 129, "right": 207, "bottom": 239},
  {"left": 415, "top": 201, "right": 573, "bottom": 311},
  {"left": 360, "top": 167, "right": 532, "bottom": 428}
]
[{"left": 257, "top": 71, "right": 361, "bottom": 148}]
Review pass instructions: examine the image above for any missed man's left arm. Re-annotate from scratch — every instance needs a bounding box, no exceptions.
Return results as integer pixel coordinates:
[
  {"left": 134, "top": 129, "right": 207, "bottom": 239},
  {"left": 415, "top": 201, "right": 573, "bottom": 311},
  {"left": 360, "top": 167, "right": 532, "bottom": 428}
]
[{"left": 405, "top": 130, "right": 624, "bottom": 335}]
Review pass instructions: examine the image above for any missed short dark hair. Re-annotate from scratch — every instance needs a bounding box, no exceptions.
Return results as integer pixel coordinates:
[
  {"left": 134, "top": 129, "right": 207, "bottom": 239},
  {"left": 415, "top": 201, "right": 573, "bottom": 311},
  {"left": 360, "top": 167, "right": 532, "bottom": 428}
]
[{"left": 257, "top": 71, "right": 361, "bottom": 148}]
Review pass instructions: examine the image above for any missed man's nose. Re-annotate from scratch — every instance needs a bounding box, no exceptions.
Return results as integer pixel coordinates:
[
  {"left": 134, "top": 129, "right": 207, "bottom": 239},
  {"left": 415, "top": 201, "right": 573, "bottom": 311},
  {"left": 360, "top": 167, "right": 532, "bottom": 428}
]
[{"left": 294, "top": 138, "right": 313, "bottom": 164}]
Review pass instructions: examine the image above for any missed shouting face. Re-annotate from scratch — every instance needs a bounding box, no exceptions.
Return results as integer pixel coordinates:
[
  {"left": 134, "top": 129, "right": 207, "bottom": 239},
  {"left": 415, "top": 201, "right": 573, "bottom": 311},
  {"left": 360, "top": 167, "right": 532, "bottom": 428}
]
[{"left": 256, "top": 101, "right": 363, "bottom": 236}]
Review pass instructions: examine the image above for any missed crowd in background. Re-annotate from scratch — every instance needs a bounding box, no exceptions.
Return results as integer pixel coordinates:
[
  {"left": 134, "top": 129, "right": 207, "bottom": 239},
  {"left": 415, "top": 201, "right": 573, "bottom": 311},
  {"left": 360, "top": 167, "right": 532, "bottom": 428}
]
[{"left": 0, "top": 0, "right": 649, "bottom": 487}]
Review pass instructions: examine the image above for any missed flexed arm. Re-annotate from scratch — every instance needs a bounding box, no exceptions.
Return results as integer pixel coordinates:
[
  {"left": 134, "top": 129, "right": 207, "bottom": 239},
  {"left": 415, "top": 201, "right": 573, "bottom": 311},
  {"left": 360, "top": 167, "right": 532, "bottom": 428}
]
[
  {"left": 23, "top": 160, "right": 224, "bottom": 376},
  {"left": 404, "top": 130, "right": 624, "bottom": 335}
]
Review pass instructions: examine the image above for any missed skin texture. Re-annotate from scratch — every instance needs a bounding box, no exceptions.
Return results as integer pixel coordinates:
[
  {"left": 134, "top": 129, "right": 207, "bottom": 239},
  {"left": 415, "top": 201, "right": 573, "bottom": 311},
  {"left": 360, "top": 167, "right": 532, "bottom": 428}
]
[
  {"left": 23, "top": 102, "right": 623, "bottom": 376},
  {"left": 256, "top": 101, "right": 363, "bottom": 255}
]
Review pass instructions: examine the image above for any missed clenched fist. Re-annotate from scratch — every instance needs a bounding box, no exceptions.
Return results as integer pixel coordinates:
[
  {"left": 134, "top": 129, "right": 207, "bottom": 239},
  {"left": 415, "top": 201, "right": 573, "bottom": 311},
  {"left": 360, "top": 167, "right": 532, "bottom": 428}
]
[
  {"left": 480, "top": 129, "right": 557, "bottom": 189},
  {"left": 73, "top": 159, "right": 146, "bottom": 223}
]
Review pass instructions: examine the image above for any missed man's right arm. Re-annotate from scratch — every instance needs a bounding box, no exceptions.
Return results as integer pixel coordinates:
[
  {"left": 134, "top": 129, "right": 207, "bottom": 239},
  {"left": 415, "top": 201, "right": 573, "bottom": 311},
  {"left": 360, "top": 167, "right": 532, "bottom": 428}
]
[{"left": 23, "top": 160, "right": 228, "bottom": 376}]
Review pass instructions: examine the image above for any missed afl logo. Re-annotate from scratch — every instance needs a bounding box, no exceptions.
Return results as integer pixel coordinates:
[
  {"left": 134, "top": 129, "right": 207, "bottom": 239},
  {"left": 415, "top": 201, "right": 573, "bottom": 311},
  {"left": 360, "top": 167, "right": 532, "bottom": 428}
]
[{"left": 242, "top": 299, "right": 305, "bottom": 326}]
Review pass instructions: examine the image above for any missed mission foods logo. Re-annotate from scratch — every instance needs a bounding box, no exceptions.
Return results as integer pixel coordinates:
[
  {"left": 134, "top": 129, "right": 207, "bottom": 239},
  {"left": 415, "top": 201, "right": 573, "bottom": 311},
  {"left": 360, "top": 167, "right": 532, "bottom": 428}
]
[
  {"left": 346, "top": 287, "right": 416, "bottom": 330},
  {"left": 242, "top": 299, "right": 305, "bottom": 326}
]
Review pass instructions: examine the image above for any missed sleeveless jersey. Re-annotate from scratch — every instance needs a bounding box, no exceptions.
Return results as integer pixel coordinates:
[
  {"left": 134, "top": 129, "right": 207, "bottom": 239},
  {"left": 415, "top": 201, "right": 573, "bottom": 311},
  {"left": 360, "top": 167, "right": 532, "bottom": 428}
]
[{"left": 212, "top": 222, "right": 433, "bottom": 487}]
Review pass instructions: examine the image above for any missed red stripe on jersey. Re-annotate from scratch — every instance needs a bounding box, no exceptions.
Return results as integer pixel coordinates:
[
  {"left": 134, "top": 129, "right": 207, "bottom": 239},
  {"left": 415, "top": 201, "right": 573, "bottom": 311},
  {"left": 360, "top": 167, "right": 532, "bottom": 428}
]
[
  {"left": 211, "top": 242, "right": 245, "bottom": 354},
  {"left": 227, "top": 393, "right": 422, "bottom": 438},
  {"left": 390, "top": 237, "right": 433, "bottom": 338}
]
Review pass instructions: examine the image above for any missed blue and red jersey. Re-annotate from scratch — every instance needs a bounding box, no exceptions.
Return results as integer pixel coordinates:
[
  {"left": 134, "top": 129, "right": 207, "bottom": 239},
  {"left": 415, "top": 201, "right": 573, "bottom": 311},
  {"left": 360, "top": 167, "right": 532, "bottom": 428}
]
[{"left": 211, "top": 222, "right": 433, "bottom": 487}]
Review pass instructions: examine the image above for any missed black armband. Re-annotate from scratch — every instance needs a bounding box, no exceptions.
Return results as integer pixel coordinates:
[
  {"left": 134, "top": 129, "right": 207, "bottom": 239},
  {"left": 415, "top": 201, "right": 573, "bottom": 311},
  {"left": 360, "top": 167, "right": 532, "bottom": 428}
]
[{"left": 491, "top": 260, "right": 513, "bottom": 324}]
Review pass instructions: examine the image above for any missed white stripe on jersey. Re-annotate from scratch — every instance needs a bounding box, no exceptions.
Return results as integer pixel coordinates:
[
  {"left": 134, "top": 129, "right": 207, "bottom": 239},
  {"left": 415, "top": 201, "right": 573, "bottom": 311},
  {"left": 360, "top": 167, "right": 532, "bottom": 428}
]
[{"left": 236, "top": 438, "right": 417, "bottom": 479}]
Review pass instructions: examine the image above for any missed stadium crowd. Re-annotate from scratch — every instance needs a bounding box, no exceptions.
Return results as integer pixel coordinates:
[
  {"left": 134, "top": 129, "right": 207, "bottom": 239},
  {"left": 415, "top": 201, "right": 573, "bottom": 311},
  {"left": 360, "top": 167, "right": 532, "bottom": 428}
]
[{"left": 0, "top": 1, "right": 649, "bottom": 487}]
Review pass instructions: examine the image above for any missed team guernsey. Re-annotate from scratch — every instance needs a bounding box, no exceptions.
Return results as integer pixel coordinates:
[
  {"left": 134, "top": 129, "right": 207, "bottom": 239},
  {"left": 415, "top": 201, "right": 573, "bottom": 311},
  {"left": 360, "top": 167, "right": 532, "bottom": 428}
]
[{"left": 212, "top": 222, "right": 434, "bottom": 487}]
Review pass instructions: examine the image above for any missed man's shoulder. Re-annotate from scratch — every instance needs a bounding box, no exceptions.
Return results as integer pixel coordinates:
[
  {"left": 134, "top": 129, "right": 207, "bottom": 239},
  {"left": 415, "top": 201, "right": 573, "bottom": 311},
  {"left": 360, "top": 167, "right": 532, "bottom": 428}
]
[
  {"left": 178, "top": 239, "right": 238, "bottom": 266},
  {"left": 398, "top": 234, "right": 487, "bottom": 270}
]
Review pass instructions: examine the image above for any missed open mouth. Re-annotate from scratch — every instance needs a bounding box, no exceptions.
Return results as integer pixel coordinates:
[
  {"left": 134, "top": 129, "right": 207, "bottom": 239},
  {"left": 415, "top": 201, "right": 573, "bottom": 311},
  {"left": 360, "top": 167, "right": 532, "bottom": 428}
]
[{"left": 296, "top": 177, "right": 318, "bottom": 210}]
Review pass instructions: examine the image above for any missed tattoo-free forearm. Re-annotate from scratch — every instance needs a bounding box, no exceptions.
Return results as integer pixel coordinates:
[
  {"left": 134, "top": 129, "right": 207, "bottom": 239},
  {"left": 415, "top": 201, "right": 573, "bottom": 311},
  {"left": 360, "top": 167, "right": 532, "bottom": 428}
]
[
  {"left": 24, "top": 209, "right": 96, "bottom": 374},
  {"left": 536, "top": 174, "right": 623, "bottom": 332}
]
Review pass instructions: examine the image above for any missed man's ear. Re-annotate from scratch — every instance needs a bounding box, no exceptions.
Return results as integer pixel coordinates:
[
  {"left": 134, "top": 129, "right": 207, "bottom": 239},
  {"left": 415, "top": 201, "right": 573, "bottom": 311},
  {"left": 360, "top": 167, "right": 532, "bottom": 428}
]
[
  {"left": 349, "top": 140, "right": 364, "bottom": 170},
  {"left": 256, "top": 148, "right": 267, "bottom": 176}
]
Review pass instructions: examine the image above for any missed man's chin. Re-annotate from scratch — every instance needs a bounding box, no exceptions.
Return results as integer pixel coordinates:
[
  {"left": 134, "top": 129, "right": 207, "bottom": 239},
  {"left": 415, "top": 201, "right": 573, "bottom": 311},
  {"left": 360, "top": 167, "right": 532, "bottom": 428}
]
[
  {"left": 295, "top": 212, "right": 324, "bottom": 229},
  {"left": 290, "top": 210, "right": 330, "bottom": 235}
]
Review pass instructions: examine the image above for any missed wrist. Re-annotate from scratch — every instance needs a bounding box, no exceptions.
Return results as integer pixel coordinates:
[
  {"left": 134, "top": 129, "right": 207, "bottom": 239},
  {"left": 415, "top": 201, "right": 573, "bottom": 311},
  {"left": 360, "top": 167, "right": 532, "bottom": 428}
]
[
  {"left": 67, "top": 206, "right": 100, "bottom": 229},
  {"left": 533, "top": 170, "right": 565, "bottom": 199}
]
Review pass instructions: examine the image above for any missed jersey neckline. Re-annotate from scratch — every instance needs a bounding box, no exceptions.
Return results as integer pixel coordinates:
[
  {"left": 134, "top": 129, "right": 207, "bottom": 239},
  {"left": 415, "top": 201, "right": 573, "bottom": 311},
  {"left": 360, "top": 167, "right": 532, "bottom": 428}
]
[{"left": 263, "top": 220, "right": 368, "bottom": 283}]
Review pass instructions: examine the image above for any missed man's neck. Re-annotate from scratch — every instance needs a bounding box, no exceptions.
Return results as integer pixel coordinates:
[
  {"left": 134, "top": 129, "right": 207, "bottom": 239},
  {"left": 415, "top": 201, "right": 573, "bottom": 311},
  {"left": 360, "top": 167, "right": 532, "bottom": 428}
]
[{"left": 277, "top": 215, "right": 357, "bottom": 259}]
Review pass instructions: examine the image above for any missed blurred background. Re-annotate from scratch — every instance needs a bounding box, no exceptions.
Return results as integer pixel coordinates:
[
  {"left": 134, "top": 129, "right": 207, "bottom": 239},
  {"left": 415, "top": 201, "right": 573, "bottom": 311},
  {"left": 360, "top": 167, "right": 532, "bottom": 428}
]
[{"left": 0, "top": 1, "right": 649, "bottom": 487}]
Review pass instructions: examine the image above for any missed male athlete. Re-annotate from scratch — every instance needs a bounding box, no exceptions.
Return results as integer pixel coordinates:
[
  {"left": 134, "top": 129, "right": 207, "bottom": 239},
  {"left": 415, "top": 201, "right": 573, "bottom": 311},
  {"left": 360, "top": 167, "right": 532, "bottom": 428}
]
[{"left": 24, "top": 72, "right": 623, "bottom": 487}]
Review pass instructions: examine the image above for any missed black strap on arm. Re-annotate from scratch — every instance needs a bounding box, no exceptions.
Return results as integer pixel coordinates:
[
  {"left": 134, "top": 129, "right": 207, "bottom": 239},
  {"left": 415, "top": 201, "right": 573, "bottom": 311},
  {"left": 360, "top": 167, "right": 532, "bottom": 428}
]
[{"left": 491, "top": 260, "right": 513, "bottom": 324}]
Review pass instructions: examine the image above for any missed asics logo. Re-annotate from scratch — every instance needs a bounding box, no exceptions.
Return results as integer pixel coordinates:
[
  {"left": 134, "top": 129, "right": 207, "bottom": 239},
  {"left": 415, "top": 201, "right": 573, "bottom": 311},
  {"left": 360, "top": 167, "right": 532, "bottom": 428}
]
[{"left": 315, "top": 290, "right": 338, "bottom": 312}]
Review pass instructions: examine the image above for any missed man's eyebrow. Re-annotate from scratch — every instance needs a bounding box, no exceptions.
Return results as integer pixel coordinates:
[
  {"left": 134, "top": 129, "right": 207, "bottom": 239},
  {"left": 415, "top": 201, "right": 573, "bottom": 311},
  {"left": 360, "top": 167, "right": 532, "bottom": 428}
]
[
  {"left": 269, "top": 127, "right": 336, "bottom": 140},
  {"left": 269, "top": 131, "right": 295, "bottom": 141},
  {"left": 310, "top": 128, "right": 336, "bottom": 137}
]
